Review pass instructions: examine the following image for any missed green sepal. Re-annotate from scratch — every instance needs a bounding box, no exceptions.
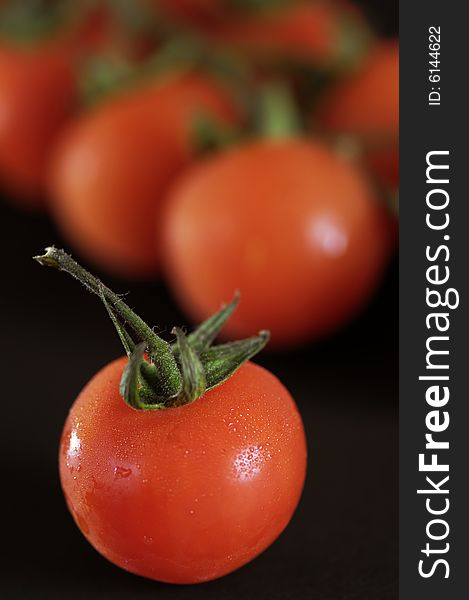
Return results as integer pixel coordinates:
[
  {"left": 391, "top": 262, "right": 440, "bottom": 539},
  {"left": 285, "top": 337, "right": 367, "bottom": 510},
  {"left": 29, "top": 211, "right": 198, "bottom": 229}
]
[
  {"left": 120, "top": 343, "right": 167, "bottom": 410},
  {"left": 172, "top": 328, "right": 206, "bottom": 406},
  {"left": 201, "top": 331, "right": 270, "bottom": 390},
  {"left": 34, "top": 247, "right": 183, "bottom": 399},
  {"left": 185, "top": 292, "right": 240, "bottom": 354}
]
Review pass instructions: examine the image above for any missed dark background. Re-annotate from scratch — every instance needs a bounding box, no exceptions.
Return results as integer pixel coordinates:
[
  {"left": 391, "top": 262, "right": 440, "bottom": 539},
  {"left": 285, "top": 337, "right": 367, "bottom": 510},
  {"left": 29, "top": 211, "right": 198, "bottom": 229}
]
[{"left": 1, "top": 2, "right": 397, "bottom": 598}]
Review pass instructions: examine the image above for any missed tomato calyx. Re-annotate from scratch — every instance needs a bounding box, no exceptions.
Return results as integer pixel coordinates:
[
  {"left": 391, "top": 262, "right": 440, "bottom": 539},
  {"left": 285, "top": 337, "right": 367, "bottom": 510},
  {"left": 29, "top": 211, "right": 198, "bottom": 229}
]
[{"left": 34, "top": 246, "right": 269, "bottom": 410}]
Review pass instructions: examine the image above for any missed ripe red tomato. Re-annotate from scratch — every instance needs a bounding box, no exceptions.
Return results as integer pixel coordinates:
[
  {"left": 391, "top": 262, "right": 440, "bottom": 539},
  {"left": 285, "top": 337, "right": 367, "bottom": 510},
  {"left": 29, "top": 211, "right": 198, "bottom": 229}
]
[
  {"left": 318, "top": 41, "right": 399, "bottom": 188},
  {"left": 49, "top": 72, "right": 239, "bottom": 278},
  {"left": 0, "top": 41, "right": 76, "bottom": 206},
  {"left": 203, "top": 1, "right": 370, "bottom": 70},
  {"left": 60, "top": 357, "right": 306, "bottom": 583},
  {"left": 163, "top": 139, "right": 394, "bottom": 348}
]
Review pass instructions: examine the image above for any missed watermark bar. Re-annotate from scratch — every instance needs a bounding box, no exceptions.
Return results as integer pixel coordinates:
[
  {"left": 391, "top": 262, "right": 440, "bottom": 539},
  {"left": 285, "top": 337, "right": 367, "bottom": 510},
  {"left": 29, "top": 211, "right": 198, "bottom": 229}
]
[{"left": 400, "top": 1, "right": 467, "bottom": 597}]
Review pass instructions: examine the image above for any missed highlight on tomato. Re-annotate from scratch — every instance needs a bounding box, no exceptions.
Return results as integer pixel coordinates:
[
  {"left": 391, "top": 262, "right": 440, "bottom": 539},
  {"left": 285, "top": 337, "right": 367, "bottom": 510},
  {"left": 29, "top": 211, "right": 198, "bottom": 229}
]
[
  {"left": 317, "top": 39, "right": 399, "bottom": 188},
  {"left": 35, "top": 246, "right": 307, "bottom": 584},
  {"left": 162, "top": 137, "right": 395, "bottom": 349},
  {"left": 49, "top": 70, "right": 241, "bottom": 278}
]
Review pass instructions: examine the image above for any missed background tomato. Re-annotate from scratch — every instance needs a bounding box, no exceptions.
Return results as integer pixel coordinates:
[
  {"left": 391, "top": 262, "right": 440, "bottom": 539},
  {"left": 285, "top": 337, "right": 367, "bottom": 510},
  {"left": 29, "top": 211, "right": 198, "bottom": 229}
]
[
  {"left": 317, "top": 40, "right": 399, "bottom": 188},
  {"left": 0, "top": 41, "right": 76, "bottom": 206},
  {"left": 49, "top": 72, "right": 240, "bottom": 278},
  {"left": 60, "top": 357, "right": 307, "bottom": 584},
  {"left": 163, "top": 139, "right": 394, "bottom": 348},
  {"left": 202, "top": 1, "right": 370, "bottom": 71},
  {"left": 153, "top": 0, "right": 225, "bottom": 24}
]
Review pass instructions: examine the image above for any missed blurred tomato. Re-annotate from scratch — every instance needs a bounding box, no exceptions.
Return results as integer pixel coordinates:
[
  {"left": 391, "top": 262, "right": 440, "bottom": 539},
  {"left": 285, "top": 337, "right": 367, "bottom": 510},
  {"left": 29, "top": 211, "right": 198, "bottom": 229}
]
[
  {"left": 153, "top": 0, "right": 225, "bottom": 24},
  {"left": 49, "top": 72, "right": 240, "bottom": 279},
  {"left": 203, "top": 1, "right": 370, "bottom": 71},
  {"left": 0, "top": 3, "right": 152, "bottom": 209},
  {"left": 163, "top": 139, "right": 394, "bottom": 349},
  {"left": 0, "top": 40, "right": 76, "bottom": 206},
  {"left": 318, "top": 40, "right": 399, "bottom": 188},
  {"left": 75, "top": 4, "right": 156, "bottom": 61}
]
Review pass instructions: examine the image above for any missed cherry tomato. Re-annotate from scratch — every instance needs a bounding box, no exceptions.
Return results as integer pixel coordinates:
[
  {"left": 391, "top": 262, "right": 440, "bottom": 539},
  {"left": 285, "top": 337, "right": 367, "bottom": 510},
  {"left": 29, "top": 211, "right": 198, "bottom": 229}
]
[
  {"left": 203, "top": 1, "right": 370, "bottom": 71},
  {"left": 318, "top": 41, "right": 399, "bottom": 188},
  {"left": 49, "top": 72, "right": 239, "bottom": 278},
  {"left": 60, "top": 357, "right": 307, "bottom": 583},
  {"left": 163, "top": 139, "right": 394, "bottom": 348},
  {"left": 0, "top": 41, "right": 76, "bottom": 206},
  {"left": 74, "top": 4, "right": 156, "bottom": 61}
]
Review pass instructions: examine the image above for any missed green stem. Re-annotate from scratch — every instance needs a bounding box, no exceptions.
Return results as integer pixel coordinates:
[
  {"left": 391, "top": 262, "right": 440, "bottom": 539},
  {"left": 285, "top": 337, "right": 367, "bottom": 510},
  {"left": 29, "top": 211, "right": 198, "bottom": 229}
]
[
  {"left": 34, "top": 247, "right": 182, "bottom": 399},
  {"left": 34, "top": 246, "right": 269, "bottom": 410},
  {"left": 257, "top": 81, "right": 302, "bottom": 140}
]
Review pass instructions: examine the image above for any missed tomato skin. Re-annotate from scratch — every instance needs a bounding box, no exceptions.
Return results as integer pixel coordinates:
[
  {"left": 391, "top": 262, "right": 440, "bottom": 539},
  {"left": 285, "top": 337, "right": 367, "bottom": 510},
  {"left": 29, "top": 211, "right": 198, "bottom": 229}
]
[
  {"left": 0, "top": 42, "right": 76, "bottom": 206},
  {"left": 60, "top": 358, "right": 307, "bottom": 584},
  {"left": 318, "top": 41, "right": 399, "bottom": 187},
  {"left": 163, "top": 139, "right": 394, "bottom": 348},
  {"left": 49, "top": 73, "right": 239, "bottom": 278}
]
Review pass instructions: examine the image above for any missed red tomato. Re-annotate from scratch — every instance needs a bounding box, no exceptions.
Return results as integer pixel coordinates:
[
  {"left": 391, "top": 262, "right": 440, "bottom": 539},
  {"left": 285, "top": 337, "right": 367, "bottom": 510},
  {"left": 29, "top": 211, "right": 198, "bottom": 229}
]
[
  {"left": 318, "top": 41, "right": 399, "bottom": 187},
  {"left": 163, "top": 139, "right": 394, "bottom": 348},
  {"left": 0, "top": 41, "right": 76, "bottom": 206},
  {"left": 49, "top": 72, "right": 239, "bottom": 278},
  {"left": 203, "top": 1, "right": 370, "bottom": 70},
  {"left": 60, "top": 357, "right": 307, "bottom": 583}
]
